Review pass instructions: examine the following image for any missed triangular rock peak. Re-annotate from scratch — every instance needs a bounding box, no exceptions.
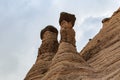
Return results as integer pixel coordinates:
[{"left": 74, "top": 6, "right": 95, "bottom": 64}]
[{"left": 25, "top": 8, "right": 120, "bottom": 80}]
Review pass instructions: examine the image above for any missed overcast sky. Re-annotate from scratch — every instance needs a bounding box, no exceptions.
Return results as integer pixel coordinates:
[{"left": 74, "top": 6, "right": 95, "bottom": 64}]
[{"left": 0, "top": 0, "right": 120, "bottom": 80}]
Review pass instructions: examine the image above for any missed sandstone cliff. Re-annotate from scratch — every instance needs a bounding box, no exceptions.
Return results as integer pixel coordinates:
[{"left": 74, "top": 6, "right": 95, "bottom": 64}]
[
  {"left": 25, "top": 8, "right": 120, "bottom": 80},
  {"left": 80, "top": 8, "right": 120, "bottom": 79}
]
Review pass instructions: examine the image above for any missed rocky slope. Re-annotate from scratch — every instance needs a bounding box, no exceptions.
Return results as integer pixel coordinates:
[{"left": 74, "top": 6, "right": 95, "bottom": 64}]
[
  {"left": 80, "top": 8, "right": 120, "bottom": 79},
  {"left": 25, "top": 8, "right": 120, "bottom": 80}
]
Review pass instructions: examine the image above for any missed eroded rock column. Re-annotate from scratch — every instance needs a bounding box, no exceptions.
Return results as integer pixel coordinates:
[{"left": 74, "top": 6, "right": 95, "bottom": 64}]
[
  {"left": 24, "top": 25, "right": 59, "bottom": 80},
  {"left": 41, "top": 12, "right": 95, "bottom": 80}
]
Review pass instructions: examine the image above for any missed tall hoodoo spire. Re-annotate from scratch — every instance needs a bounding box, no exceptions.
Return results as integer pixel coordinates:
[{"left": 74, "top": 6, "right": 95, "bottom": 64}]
[{"left": 59, "top": 12, "right": 76, "bottom": 47}]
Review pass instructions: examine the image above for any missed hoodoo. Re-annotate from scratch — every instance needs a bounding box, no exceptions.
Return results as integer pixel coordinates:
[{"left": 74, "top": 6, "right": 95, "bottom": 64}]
[{"left": 25, "top": 8, "right": 120, "bottom": 80}]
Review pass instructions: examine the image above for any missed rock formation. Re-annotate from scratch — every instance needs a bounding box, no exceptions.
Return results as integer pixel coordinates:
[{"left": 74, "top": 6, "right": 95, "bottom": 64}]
[
  {"left": 25, "top": 8, "right": 120, "bottom": 80},
  {"left": 24, "top": 25, "right": 59, "bottom": 80},
  {"left": 80, "top": 8, "right": 120, "bottom": 79}
]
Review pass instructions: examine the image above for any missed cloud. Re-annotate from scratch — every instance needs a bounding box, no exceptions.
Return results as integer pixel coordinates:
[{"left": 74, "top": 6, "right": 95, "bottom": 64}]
[
  {"left": 75, "top": 16, "right": 102, "bottom": 51},
  {"left": 51, "top": 0, "right": 119, "bottom": 16}
]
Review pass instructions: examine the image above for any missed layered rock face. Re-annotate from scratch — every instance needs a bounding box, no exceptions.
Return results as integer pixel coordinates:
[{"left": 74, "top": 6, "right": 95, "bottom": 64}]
[
  {"left": 25, "top": 9, "right": 120, "bottom": 80},
  {"left": 80, "top": 8, "right": 120, "bottom": 79}
]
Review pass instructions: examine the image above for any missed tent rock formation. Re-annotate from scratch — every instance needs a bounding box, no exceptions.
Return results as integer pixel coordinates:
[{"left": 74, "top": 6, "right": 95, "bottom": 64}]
[{"left": 25, "top": 8, "right": 120, "bottom": 80}]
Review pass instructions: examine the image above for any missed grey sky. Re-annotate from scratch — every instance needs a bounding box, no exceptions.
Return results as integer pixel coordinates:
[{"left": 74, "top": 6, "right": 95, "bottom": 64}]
[{"left": 0, "top": 0, "right": 119, "bottom": 80}]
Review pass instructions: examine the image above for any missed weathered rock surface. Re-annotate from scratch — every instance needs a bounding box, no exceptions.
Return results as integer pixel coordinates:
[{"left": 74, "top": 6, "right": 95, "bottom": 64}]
[
  {"left": 81, "top": 8, "right": 120, "bottom": 79},
  {"left": 25, "top": 9, "right": 120, "bottom": 80},
  {"left": 24, "top": 26, "right": 59, "bottom": 80}
]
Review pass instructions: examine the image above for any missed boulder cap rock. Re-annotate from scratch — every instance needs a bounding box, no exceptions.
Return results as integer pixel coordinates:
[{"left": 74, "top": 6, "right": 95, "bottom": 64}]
[
  {"left": 59, "top": 12, "right": 76, "bottom": 27},
  {"left": 40, "top": 25, "right": 58, "bottom": 39}
]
